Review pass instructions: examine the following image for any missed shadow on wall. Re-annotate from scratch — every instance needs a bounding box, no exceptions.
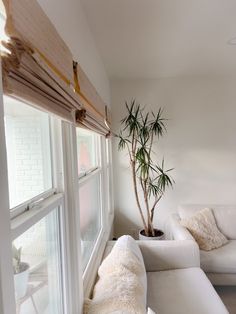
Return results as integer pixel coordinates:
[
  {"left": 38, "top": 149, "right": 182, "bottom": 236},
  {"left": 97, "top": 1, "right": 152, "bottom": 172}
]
[
  {"left": 113, "top": 201, "right": 177, "bottom": 240},
  {"left": 114, "top": 211, "right": 141, "bottom": 239}
]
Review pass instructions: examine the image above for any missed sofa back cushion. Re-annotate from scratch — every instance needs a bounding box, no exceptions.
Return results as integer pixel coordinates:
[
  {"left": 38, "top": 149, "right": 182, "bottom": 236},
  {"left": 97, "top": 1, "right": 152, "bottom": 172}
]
[
  {"left": 85, "top": 235, "right": 147, "bottom": 314},
  {"left": 180, "top": 208, "right": 228, "bottom": 251},
  {"left": 179, "top": 204, "right": 236, "bottom": 240}
]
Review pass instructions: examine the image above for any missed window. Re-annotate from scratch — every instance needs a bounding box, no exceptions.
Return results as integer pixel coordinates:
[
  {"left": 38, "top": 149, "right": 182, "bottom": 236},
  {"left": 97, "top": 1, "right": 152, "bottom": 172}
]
[
  {"left": 105, "top": 138, "right": 113, "bottom": 216},
  {"left": 13, "top": 207, "right": 63, "bottom": 314},
  {"left": 4, "top": 96, "right": 53, "bottom": 210},
  {"left": 1, "top": 96, "right": 113, "bottom": 313},
  {"left": 3, "top": 97, "right": 65, "bottom": 314},
  {"left": 76, "top": 128, "right": 102, "bottom": 271},
  {"left": 79, "top": 174, "right": 102, "bottom": 270},
  {"left": 0, "top": 12, "right": 9, "bottom": 53},
  {"left": 0, "top": 6, "right": 113, "bottom": 314},
  {"left": 77, "top": 128, "right": 98, "bottom": 176}
]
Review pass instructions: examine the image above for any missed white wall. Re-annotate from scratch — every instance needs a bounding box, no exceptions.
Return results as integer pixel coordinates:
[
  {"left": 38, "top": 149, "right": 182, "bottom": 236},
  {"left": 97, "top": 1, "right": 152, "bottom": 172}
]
[
  {"left": 37, "top": 0, "right": 110, "bottom": 105},
  {"left": 111, "top": 77, "right": 236, "bottom": 238}
]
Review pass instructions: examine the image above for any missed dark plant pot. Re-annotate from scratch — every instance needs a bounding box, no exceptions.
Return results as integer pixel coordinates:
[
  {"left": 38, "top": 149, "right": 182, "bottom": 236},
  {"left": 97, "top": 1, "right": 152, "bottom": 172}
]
[{"left": 139, "top": 229, "right": 164, "bottom": 240}]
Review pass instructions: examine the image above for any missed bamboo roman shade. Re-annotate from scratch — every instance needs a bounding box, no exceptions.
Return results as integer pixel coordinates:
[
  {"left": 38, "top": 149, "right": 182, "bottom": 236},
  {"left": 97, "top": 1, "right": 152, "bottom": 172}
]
[{"left": 1, "top": 0, "right": 111, "bottom": 135}]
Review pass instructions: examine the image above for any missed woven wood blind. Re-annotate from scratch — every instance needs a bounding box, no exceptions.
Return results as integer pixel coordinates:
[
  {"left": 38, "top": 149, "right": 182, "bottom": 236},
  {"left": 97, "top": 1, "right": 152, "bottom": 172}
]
[{"left": 1, "top": 0, "right": 111, "bottom": 135}]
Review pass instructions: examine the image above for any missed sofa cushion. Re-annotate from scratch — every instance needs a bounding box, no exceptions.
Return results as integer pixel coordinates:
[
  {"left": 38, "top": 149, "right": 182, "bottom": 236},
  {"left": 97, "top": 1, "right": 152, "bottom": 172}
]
[
  {"left": 85, "top": 235, "right": 147, "bottom": 314},
  {"left": 112, "top": 234, "right": 147, "bottom": 303},
  {"left": 200, "top": 240, "right": 236, "bottom": 273},
  {"left": 179, "top": 204, "right": 236, "bottom": 240},
  {"left": 147, "top": 268, "right": 228, "bottom": 314},
  {"left": 114, "top": 235, "right": 146, "bottom": 273},
  {"left": 180, "top": 208, "right": 228, "bottom": 251}
]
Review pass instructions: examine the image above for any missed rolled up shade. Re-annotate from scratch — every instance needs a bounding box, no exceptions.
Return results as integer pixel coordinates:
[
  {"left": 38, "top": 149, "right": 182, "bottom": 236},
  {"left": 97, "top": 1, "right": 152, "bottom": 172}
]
[{"left": 1, "top": 0, "right": 111, "bottom": 135}]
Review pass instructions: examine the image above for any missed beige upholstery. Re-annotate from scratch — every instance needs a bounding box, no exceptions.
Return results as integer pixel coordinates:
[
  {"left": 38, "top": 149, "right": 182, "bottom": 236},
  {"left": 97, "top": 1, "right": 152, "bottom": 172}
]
[
  {"left": 178, "top": 204, "right": 236, "bottom": 240},
  {"left": 138, "top": 240, "right": 200, "bottom": 271},
  {"left": 103, "top": 240, "right": 200, "bottom": 272},
  {"left": 170, "top": 204, "right": 236, "bottom": 285},
  {"left": 147, "top": 268, "right": 228, "bottom": 314},
  {"left": 102, "top": 240, "right": 228, "bottom": 313},
  {"left": 170, "top": 213, "right": 195, "bottom": 241},
  {"left": 180, "top": 208, "right": 228, "bottom": 251},
  {"left": 200, "top": 240, "right": 236, "bottom": 273},
  {"left": 207, "top": 273, "right": 236, "bottom": 286}
]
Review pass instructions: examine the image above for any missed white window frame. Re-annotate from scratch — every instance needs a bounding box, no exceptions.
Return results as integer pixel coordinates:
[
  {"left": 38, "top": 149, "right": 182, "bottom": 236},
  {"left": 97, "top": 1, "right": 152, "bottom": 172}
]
[
  {"left": 8, "top": 114, "right": 56, "bottom": 219},
  {"left": 105, "top": 137, "right": 115, "bottom": 219},
  {"left": 11, "top": 194, "right": 66, "bottom": 311},
  {"left": 61, "top": 122, "right": 84, "bottom": 314},
  {"left": 0, "top": 60, "right": 114, "bottom": 314},
  {"left": 75, "top": 130, "right": 114, "bottom": 296},
  {"left": 2, "top": 99, "right": 69, "bottom": 314},
  {"left": 77, "top": 130, "right": 104, "bottom": 272},
  {"left": 11, "top": 193, "right": 64, "bottom": 241},
  {"left": 10, "top": 188, "right": 56, "bottom": 220},
  {"left": 0, "top": 63, "right": 16, "bottom": 314},
  {"left": 0, "top": 12, "right": 73, "bottom": 313}
]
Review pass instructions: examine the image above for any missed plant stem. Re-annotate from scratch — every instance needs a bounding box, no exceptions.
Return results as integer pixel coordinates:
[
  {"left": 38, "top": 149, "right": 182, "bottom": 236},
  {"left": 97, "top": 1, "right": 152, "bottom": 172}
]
[
  {"left": 130, "top": 128, "right": 148, "bottom": 234},
  {"left": 150, "top": 193, "right": 163, "bottom": 222},
  {"left": 131, "top": 161, "right": 148, "bottom": 234},
  {"left": 143, "top": 179, "right": 155, "bottom": 236}
]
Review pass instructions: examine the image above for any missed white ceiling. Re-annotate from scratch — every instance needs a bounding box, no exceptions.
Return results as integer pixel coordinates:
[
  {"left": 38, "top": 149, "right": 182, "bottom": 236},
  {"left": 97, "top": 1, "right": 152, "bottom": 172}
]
[{"left": 81, "top": 0, "right": 236, "bottom": 79}]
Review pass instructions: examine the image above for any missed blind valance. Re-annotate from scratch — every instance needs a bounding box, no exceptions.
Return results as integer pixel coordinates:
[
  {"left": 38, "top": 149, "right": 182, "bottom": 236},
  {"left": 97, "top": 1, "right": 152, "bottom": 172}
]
[{"left": 1, "top": 0, "right": 111, "bottom": 136}]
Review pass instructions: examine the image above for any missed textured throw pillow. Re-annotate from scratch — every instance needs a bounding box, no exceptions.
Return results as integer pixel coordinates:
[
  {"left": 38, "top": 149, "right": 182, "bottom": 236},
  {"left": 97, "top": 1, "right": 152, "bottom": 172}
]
[
  {"left": 181, "top": 208, "right": 228, "bottom": 251},
  {"left": 84, "top": 235, "right": 147, "bottom": 314}
]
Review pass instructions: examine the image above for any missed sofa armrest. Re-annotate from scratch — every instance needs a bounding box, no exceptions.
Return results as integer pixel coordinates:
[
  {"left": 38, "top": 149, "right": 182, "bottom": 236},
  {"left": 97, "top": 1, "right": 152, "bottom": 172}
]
[
  {"left": 170, "top": 213, "right": 195, "bottom": 241},
  {"left": 139, "top": 240, "right": 200, "bottom": 272}
]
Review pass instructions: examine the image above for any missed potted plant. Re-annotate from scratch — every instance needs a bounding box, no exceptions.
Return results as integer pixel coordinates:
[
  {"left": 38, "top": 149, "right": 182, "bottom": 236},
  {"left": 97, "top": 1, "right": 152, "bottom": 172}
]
[
  {"left": 117, "top": 100, "right": 174, "bottom": 240},
  {"left": 12, "top": 244, "right": 30, "bottom": 300}
]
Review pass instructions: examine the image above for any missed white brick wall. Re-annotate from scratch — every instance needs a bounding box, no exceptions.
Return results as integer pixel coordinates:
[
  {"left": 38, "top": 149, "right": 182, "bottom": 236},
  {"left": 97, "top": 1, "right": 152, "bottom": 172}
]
[{"left": 5, "top": 115, "right": 51, "bottom": 208}]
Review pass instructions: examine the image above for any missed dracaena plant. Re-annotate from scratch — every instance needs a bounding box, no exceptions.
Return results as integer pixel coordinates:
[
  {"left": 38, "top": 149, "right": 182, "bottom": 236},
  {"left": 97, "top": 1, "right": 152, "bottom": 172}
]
[{"left": 117, "top": 100, "right": 174, "bottom": 237}]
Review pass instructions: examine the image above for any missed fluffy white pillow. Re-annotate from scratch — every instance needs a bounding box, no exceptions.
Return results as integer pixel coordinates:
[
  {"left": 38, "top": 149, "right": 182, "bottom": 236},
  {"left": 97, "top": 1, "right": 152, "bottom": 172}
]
[
  {"left": 181, "top": 208, "right": 228, "bottom": 251},
  {"left": 85, "top": 235, "right": 147, "bottom": 314}
]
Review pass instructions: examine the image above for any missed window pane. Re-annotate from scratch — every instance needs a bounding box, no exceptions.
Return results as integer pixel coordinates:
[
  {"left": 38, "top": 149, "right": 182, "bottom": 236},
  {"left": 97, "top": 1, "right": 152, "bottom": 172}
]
[
  {"left": 12, "top": 208, "right": 63, "bottom": 314},
  {"left": 105, "top": 138, "right": 110, "bottom": 165},
  {"left": 0, "top": 13, "right": 9, "bottom": 53},
  {"left": 4, "top": 96, "right": 52, "bottom": 208},
  {"left": 106, "top": 166, "right": 112, "bottom": 215},
  {"left": 76, "top": 128, "right": 99, "bottom": 175},
  {"left": 79, "top": 174, "right": 102, "bottom": 270}
]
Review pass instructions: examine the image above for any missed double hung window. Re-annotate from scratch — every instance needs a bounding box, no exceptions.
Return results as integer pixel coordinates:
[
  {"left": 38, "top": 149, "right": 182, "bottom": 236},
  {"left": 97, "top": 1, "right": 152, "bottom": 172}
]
[
  {"left": 2, "top": 95, "right": 113, "bottom": 313},
  {"left": 4, "top": 96, "right": 65, "bottom": 314},
  {"left": 4, "top": 97, "right": 53, "bottom": 211},
  {"left": 76, "top": 128, "right": 103, "bottom": 271},
  {"left": 0, "top": 8, "right": 113, "bottom": 313}
]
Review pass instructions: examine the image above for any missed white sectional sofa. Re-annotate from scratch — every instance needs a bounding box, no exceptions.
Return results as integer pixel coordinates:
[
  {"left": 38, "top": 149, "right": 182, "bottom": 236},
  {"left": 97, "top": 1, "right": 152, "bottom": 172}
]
[
  {"left": 101, "top": 239, "right": 228, "bottom": 314},
  {"left": 170, "top": 204, "right": 236, "bottom": 286}
]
